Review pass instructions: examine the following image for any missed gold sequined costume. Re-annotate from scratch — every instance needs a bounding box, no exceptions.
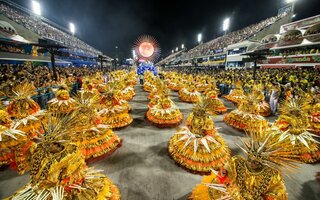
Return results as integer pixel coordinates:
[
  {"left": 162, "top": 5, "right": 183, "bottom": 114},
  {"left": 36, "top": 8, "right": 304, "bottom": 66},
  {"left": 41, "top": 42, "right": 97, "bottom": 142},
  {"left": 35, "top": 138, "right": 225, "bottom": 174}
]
[
  {"left": 47, "top": 84, "right": 76, "bottom": 114},
  {"left": 224, "top": 93, "right": 269, "bottom": 132},
  {"left": 72, "top": 92, "right": 122, "bottom": 161},
  {"left": 168, "top": 97, "right": 230, "bottom": 174},
  {"left": 146, "top": 89, "right": 183, "bottom": 128},
  {"left": 190, "top": 130, "right": 300, "bottom": 200},
  {"left": 179, "top": 83, "right": 201, "bottom": 103},
  {"left": 6, "top": 114, "right": 121, "bottom": 200}
]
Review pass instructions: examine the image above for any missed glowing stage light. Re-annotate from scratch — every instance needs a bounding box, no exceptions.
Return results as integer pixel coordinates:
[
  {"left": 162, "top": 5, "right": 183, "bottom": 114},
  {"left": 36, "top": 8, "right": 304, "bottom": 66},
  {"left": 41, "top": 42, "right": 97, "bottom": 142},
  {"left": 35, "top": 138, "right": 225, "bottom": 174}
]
[
  {"left": 181, "top": 44, "right": 184, "bottom": 49},
  {"left": 133, "top": 35, "right": 161, "bottom": 62}
]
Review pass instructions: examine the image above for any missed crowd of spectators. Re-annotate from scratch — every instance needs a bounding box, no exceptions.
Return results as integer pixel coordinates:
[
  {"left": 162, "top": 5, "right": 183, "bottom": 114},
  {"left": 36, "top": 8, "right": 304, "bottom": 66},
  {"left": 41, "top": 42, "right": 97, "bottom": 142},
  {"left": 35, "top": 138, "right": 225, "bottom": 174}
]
[
  {"left": 162, "top": 66, "right": 320, "bottom": 100},
  {"left": 181, "top": 12, "right": 288, "bottom": 60},
  {"left": 0, "top": 64, "right": 108, "bottom": 93},
  {"left": 0, "top": 3, "right": 102, "bottom": 57},
  {"left": 0, "top": 43, "right": 24, "bottom": 54}
]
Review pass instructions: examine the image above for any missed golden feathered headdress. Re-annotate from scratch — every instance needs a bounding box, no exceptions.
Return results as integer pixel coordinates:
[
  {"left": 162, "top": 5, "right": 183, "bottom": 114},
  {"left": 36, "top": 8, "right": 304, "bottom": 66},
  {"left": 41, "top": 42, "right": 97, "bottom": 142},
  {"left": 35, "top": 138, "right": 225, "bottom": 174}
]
[
  {"left": 7, "top": 82, "right": 37, "bottom": 100},
  {"left": 192, "top": 96, "right": 212, "bottom": 116},
  {"left": 238, "top": 127, "right": 301, "bottom": 173}
]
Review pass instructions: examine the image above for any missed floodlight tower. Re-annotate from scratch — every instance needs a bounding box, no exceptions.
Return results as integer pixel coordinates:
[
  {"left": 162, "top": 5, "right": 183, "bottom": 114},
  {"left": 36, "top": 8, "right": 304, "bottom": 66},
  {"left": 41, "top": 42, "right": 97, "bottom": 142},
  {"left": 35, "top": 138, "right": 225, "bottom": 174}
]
[
  {"left": 69, "top": 23, "right": 75, "bottom": 35},
  {"left": 223, "top": 18, "right": 230, "bottom": 35},
  {"left": 31, "top": 0, "right": 41, "bottom": 16},
  {"left": 197, "top": 33, "right": 202, "bottom": 44}
]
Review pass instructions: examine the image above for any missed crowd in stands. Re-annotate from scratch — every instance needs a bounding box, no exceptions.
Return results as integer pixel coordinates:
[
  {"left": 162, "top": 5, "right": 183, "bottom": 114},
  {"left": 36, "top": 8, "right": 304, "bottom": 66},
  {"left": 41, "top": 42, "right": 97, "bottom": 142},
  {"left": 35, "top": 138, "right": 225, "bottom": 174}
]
[
  {"left": 181, "top": 12, "right": 288, "bottom": 60},
  {"left": 162, "top": 67, "right": 320, "bottom": 99},
  {"left": 275, "top": 48, "right": 320, "bottom": 56},
  {"left": 0, "top": 3, "right": 102, "bottom": 57},
  {"left": 0, "top": 43, "right": 24, "bottom": 54},
  {"left": 0, "top": 64, "right": 107, "bottom": 93}
]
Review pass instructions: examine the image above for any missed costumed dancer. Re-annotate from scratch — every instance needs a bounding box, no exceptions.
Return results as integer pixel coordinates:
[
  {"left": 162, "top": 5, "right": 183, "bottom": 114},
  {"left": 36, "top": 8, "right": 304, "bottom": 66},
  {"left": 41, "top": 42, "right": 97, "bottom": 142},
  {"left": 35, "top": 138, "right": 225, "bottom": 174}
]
[
  {"left": 205, "top": 83, "right": 227, "bottom": 114},
  {"left": 224, "top": 93, "right": 269, "bottom": 132},
  {"left": 72, "top": 92, "right": 122, "bottom": 162},
  {"left": 0, "top": 104, "right": 25, "bottom": 169},
  {"left": 47, "top": 82, "right": 76, "bottom": 115},
  {"left": 224, "top": 81, "right": 244, "bottom": 104},
  {"left": 99, "top": 84, "right": 133, "bottom": 129},
  {"left": 146, "top": 89, "right": 183, "bottom": 128},
  {"left": 307, "top": 92, "right": 320, "bottom": 135},
  {"left": 179, "top": 82, "right": 201, "bottom": 103},
  {"left": 252, "top": 84, "right": 271, "bottom": 117},
  {"left": 6, "top": 114, "right": 121, "bottom": 200},
  {"left": 5, "top": 83, "right": 44, "bottom": 174},
  {"left": 272, "top": 98, "right": 320, "bottom": 163},
  {"left": 168, "top": 97, "right": 230, "bottom": 174},
  {"left": 189, "top": 129, "right": 300, "bottom": 200}
]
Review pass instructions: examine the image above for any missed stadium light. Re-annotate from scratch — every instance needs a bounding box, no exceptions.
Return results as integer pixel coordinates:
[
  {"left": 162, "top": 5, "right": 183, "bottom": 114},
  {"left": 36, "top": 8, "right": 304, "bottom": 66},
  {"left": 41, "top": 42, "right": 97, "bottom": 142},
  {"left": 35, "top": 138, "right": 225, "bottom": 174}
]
[
  {"left": 172, "top": 50, "right": 174, "bottom": 53},
  {"left": 181, "top": 44, "right": 184, "bottom": 49},
  {"left": 176, "top": 47, "right": 179, "bottom": 51},
  {"left": 132, "top": 49, "right": 136, "bottom": 59},
  {"left": 32, "top": 1, "right": 41, "bottom": 15},
  {"left": 286, "top": 0, "right": 296, "bottom": 3},
  {"left": 69, "top": 23, "right": 75, "bottom": 35},
  {"left": 292, "top": 14, "right": 296, "bottom": 18},
  {"left": 197, "top": 33, "right": 202, "bottom": 43},
  {"left": 223, "top": 18, "right": 230, "bottom": 32}
]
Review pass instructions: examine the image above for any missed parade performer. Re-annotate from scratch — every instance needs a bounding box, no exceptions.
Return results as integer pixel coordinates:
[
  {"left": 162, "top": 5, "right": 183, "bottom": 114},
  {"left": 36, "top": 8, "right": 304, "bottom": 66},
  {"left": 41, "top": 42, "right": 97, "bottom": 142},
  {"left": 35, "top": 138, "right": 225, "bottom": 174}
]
[
  {"left": 224, "top": 81, "right": 244, "bottom": 104},
  {"left": 5, "top": 83, "right": 44, "bottom": 174},
  {"left": 179, "top": 82, "right": 201, "bottom": 103},
  {"left": 224, "top": 93, "right": 269, "bottom": 132},
  {"left": 168, "top": 97, "right": 230, "bottom": 174},
  {"left": 72, "top": 92, "right": 122, "bottom": 161},
  {"left": 205, "top": 84, "right": 227, "bottom": 114},
  {"left": 6, "top": 114, "right": 121, "bottom": 200},
  {"left": 272, "top": 98, "right": 320, "bottom": 163},
  {"left": 47, "top": 83, "right": 76, "bottom": 115},
  {"left": 189, "top": 129, "right": 299, "bottom": 200},
  {"left": 99, "top": 85, "right": 133, "bottom": 129},
  {"left": 146, "top": 89, "right": 183, "bottom": 128}
]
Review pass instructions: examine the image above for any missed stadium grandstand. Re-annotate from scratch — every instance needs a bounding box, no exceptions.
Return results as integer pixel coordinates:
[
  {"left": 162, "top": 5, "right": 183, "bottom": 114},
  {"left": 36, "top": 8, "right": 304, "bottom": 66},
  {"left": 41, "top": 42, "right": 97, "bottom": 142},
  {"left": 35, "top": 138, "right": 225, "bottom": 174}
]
[
  {"left": 157, "top": 11, "right": 292, "bottom": 67},
  {"left": 0, "top": 0, "right": 112, "bottom": 66}
]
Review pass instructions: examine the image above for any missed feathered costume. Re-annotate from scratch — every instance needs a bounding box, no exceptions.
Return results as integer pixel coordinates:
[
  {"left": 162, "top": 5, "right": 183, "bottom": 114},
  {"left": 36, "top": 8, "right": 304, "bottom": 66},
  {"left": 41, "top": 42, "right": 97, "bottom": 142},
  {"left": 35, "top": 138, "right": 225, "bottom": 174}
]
[
  {"left": 98, "top": 84, "right": 133, "bottom": 129},
  {"left": 146, "top": 89, "right": 183, "bottom": 128},
  {"left": 272, "top": 98, "right": 320, "bottom": 163},
  {"left": 179, "top": 83, "right": 201, "bottom": 103},
  {"left": 6, "top": 114, "right": 121, "bottom": 200},
  {"left": 47, "top": 83, "right": 76, "bottom": 114},
  {"left": 71, "top": 92, "right": 122, "bottom": 162},
  {"left": 168, "top": 97, "right": 231, "bottom": 174},
  {"left": 224, "top": 93, "right": 269, "bottom": 132},
  {"left": 189, "top": 129, "right": 300, "bottom": 200},
  {"left": 4, "top": 83, "right": 44, "bottom": 174}
]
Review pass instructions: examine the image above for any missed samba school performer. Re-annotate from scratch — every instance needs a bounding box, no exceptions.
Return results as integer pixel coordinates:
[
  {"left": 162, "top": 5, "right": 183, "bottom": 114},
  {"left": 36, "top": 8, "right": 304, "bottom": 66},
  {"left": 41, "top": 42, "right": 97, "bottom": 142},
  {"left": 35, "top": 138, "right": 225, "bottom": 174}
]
[
  {"left": 189, "top": 128, "right": 301, "bottom": 200},
  {"left": 7, "top": 113, "right": 121, "bottom": 200},
  {"left": 168, "top": 96, "right": 230, "bottom": 174}
]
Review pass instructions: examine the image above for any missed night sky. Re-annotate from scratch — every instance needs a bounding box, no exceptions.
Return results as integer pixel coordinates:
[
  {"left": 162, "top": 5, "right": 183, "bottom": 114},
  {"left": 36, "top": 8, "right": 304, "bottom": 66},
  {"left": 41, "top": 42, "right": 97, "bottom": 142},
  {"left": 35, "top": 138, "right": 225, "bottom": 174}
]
[{"left": 11, "top": 0, "right": 320, "bottom": 59}]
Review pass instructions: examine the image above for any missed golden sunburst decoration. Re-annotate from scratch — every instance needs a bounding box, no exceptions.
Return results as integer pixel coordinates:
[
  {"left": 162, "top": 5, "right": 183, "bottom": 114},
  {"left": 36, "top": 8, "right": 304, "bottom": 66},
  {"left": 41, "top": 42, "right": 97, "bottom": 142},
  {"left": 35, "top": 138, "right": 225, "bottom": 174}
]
[{"left": 133, "top": 35, "right": 161, "bottom": 62}]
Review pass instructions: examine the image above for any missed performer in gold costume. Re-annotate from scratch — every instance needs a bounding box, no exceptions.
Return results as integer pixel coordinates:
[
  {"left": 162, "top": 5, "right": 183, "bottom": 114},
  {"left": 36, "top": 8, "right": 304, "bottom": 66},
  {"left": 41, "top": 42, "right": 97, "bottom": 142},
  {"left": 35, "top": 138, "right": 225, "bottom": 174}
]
[
  {"left": 99, "top": 85, "right": 133, "bottom": 129},
  {"left": 6, "top": 114, "right": 121, "bottom": 200},
  {"left": 0, "top": 104, "right": 25, "bottom": 169},
  {"left": 71, "top": 92, "right": 122, "bottom": 162},
  {"left": 224, "top": 93, "right": 269, "bottom": 132},
  {"left": 272, "top": 98, "right": 320, "bottom": 163},
  {"left": 47, "top": 83, "right": 76, "bottom": 114},
  {"left": 224, "top": 81, "right": 244, "bottom": 104},
  {"left": 168, "top": 97, "right": 230, "bottom": 174},
  {"left": 189, "top": 129, "right": 300, "bottom": 200},
  {"left": 5, "top": 83, "right": 44, "bottom": 174},
  {"left": 252, "top": 84, "right": 271, "bottom": 117},
  {"left": 179, "top": 82, "right": 201, "bottom": 103},
  {"left": 205, "top": 84, "right": 227, "bottom": 114},
  {"left": 146, "top": 89, "right": 183, "bottom": 128},
  {"left": 307, "top": 92, "right": 320, "bottom": 135}
]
